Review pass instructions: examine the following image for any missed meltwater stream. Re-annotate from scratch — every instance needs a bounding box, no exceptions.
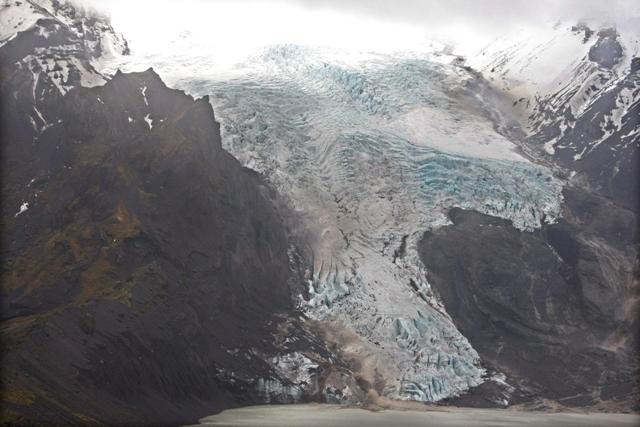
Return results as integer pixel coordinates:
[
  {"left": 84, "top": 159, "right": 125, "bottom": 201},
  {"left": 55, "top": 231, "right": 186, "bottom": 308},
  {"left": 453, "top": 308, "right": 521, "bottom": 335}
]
[{"left": 106, "top": 44, "right": 563, "bottom": 402}]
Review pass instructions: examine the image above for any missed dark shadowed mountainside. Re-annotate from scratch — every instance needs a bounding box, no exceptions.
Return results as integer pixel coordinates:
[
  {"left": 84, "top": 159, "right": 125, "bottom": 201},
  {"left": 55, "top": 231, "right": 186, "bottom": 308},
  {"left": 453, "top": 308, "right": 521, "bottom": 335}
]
[
  {"left": 0, "top": 27, "right": 324, "bottom": 426},
  {"left": 419, "top": 189, "right": 639, "bottom": 411}
]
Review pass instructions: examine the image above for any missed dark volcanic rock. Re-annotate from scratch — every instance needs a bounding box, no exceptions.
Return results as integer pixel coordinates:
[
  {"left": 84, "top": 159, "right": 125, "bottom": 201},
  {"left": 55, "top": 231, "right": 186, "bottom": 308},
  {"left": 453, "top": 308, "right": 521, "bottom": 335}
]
[
  {"left": 0, "top": 44, "right": 313, "bottom": 427},
  {"left": 571, "top": 23, "right": 594, "bottom": 44},
  {"left": 588, "top": 28, "right": 623, "bottom": 69},
  {"left": 418, "top": 187, "right": 639, "bottom": 411}
]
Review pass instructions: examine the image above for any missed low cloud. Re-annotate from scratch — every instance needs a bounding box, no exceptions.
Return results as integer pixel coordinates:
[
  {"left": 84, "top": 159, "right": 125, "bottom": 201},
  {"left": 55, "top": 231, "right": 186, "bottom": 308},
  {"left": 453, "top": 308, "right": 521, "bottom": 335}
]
[
  {"left": 82, "top": 0, "right": 640, "bottom": 56},
  {"left": 287, "top": 0, "right": 639, "bottom": 30}
]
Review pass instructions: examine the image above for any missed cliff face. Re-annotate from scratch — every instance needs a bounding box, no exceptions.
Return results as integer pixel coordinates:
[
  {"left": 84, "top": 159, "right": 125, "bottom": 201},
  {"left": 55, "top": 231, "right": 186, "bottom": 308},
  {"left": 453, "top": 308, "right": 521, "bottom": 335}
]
[
  {"left": 0, "top": 33, "right": 308, "bottom": 427},
  {"left": 419, "top": 190, "right": 639, "bottom": 411}
]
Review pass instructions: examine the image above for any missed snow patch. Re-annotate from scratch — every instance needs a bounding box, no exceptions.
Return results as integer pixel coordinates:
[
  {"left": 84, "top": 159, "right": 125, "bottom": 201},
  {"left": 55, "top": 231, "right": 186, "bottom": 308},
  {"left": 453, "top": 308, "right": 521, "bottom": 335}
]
[
  {"left": 144, "top": 113, "right": 153, "bottom": 129},
  {"left": 15, "top": 202, "right": 29, "bottom": 217},
  {"left": 141, "top": 85, "right": 149, "bottom": 106}
]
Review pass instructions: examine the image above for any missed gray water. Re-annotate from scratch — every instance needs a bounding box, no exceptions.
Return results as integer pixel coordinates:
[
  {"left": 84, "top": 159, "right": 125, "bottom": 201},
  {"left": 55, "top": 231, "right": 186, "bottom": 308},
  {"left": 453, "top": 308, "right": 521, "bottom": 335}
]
[{"left": 187, "top": 404, "right": 640, "bottom": 427}]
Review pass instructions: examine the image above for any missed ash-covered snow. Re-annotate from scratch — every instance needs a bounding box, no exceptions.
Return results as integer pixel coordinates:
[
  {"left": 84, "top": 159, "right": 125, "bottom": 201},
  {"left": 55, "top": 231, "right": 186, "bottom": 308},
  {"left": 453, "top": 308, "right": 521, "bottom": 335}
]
[{"left": 247, "top": 352, "right": 321, "bottom": 404}]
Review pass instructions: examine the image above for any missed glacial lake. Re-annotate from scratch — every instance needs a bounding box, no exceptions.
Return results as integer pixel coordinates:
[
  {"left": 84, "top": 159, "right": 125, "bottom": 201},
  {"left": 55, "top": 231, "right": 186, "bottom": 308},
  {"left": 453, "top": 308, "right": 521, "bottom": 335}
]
[{"left": 186, "top": 404, "right": 640, "bottom": 427}]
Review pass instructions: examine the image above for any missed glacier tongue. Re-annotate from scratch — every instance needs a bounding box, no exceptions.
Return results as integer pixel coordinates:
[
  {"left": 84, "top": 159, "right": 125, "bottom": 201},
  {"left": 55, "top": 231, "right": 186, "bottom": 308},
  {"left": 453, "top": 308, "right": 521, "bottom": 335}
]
[{"left": 104, "top": 45, "right": 564, "bottom": 402}]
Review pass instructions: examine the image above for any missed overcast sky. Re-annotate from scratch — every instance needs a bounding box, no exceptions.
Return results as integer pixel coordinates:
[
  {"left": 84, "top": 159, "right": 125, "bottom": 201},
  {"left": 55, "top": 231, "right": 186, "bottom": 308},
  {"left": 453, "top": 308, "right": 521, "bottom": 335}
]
[
  {"left": 285, "top": 0, "right": 639, "bottom": 28},
  {"left": 83, "top": 0, "right": 640, "bottom": 56}
]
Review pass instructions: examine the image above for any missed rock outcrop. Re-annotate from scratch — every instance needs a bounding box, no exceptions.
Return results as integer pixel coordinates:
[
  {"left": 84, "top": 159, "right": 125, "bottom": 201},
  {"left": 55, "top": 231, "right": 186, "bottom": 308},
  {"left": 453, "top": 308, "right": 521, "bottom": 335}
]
[{"left": 419, "top": 188, "right": 639, "bottom": 411}]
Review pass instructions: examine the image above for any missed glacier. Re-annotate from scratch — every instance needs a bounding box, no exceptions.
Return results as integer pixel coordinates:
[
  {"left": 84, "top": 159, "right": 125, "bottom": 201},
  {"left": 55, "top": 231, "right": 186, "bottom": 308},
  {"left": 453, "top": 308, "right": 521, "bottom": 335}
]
[{"left": 103, "top": 44, "right": 564, "bottom": 402}]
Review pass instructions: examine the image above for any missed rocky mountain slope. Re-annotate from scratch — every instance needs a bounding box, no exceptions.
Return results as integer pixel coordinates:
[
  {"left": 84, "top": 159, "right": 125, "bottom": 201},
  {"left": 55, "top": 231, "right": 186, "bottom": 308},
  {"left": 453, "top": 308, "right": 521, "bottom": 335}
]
[
  {"left": 0, "top": 3, "right": 360, "bottom": 425},
  {"left": 420, "top": 193, "right": 639, "bottom": 410},
  {"left": 467, "top": 21, "right": 639, "bottom": 211}
]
